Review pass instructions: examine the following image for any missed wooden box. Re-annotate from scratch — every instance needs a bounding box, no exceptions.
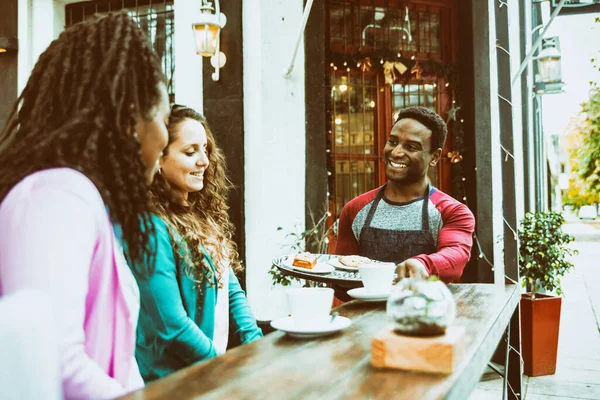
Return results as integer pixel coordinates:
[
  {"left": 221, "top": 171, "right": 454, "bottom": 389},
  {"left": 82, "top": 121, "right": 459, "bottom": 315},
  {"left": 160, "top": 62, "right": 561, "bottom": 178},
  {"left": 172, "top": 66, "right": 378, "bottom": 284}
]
[{"left": 371, "top": 326, "right": 465, "bottom": 374}]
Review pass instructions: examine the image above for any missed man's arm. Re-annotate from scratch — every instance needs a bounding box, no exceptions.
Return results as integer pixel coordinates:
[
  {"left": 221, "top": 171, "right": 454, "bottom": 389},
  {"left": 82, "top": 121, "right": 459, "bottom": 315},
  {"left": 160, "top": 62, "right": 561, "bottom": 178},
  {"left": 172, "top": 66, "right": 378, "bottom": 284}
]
[
  {"left": 334, "top": 204, "right": 360, "bottom": 255},
  {"left": 413, "top": 202, "right": 475, "bottom": 282}
]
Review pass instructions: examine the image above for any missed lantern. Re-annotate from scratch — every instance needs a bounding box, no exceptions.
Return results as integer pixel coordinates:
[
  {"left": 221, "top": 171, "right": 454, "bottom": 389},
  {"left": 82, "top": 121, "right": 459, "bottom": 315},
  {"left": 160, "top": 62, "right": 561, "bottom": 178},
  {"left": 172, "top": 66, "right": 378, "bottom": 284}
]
[
  {"left": 534, "top": 37, "right": 565, "bottom": 95},
  {"left": 192, "top": 0, "right": 227, "bottom": 81}
]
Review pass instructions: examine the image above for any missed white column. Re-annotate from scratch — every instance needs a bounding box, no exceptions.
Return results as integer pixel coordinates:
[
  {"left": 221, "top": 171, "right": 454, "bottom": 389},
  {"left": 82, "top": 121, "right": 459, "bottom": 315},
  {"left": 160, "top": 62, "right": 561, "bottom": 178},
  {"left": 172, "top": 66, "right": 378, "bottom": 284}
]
[
  {"left": 508, "top": 0, "right": 526, "bottom": 224},
  {"left": 486, "top": 0, "right": 506, "bottom": 286},
  {"left": 53, "top": 0, "right": 67, "bottom": 38},
  {"left": 17, "top": 0, "right": 32, "bottom": 95},
  {"left": 173, "top": 0, "right": 203, "bottom": 111},
  {"left": 17, "top": 0, "right": 63, "bottom": 96},
  {"left": 243, "top": 0, "right": 307, "bottom": 321}
]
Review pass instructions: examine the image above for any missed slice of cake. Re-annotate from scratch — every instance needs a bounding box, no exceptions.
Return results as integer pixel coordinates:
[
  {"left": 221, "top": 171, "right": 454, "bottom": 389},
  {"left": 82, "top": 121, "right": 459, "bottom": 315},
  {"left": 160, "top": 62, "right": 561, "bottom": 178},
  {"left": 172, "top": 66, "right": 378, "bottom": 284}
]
[{"left": 292, "top": 253, "right": 318, "bottom": 270}]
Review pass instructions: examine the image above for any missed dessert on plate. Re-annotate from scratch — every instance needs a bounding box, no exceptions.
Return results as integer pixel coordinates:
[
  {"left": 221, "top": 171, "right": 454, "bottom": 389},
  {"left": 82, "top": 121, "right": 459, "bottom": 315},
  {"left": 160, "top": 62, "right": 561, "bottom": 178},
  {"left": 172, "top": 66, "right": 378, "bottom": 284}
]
[
  {"left": 339, "top": 255, "right": 372, "bottom": 268},
  {"left": 292, "top": 253, "right": 318, "bottom": 270}
]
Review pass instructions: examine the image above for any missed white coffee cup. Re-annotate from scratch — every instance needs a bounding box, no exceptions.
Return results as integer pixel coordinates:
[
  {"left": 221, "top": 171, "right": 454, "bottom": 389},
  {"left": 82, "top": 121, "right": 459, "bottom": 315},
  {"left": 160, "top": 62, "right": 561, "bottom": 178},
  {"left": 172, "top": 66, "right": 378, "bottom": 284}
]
[
  {"left": 286, "top": 287, "right": 334, "bottom": 329},
  {"left": 359, "top": 262, "right": 396, "bottom": 294}
]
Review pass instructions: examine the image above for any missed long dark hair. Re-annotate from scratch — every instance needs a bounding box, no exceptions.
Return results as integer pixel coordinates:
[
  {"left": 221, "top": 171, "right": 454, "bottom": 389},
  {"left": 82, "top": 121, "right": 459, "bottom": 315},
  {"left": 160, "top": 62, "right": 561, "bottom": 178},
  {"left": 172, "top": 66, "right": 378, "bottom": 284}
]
[
  {"left": 150, "top": 105, "right": 242, "bottom": 287},
  {"left": 0, "top": 13, "right": 166, "bottom": 268}
]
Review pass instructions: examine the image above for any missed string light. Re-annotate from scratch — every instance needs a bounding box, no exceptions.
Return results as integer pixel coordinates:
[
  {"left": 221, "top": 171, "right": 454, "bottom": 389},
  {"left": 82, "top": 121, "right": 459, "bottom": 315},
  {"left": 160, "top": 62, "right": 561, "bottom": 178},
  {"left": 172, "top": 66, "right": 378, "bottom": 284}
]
[
  {"left": 498, "top": 94, "right": 513, "bottom": 106},
  {"left": 496, "top": 43, "right": 510, "bottom": 56},
  {"left": 500, "top": 144, "right": 515, "bottom": 162}
]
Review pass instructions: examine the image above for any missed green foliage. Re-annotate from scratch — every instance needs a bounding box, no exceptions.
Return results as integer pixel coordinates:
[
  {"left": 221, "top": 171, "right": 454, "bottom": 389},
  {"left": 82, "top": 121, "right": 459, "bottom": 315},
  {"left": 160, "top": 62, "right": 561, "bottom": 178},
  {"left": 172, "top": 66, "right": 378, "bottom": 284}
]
[
  {"left": 268, "top": 209, "right": 334, "bottom": 287},
  {"left": 518, "top": 212, "right": 577, "bottom": 297},
  {"left": 573, "top": 84, "right": 600, "bottom": 196},
  {"left": 268, "top": 261, "right": 298, "bottom": 287},
  {"left": 562, "top": 177, "right": 599, "bottom": 209}
]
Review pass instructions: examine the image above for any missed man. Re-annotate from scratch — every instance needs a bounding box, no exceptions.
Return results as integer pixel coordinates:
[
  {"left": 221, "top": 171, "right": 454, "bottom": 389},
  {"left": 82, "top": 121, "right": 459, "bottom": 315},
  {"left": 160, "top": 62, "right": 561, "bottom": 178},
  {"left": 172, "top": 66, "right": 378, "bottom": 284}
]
[{"left": 336, "top": 106, "right": 475, "bottom": 286}]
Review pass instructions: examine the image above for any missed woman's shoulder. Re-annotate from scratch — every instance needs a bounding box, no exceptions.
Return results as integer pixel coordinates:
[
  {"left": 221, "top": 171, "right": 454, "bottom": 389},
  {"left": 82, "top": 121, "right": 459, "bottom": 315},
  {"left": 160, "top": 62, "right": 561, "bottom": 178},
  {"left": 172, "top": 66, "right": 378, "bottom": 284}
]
[
  {"left": 149, "top": 214, "right": 169, "bottom": 231},
  {"left": 1, "top": 168, "right": 106, "bottom": 226},
  {"left": 149, "top": 214, "right": 185, "bottom": 245},
  {"left": 8, "top": 168, "right": 103, "bottom": 206}
]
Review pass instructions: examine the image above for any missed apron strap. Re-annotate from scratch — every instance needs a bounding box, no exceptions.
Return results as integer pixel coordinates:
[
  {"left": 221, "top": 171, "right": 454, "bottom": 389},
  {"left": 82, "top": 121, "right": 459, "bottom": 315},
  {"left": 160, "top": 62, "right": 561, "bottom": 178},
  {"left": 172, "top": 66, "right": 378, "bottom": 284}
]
[
  {"left": 421, "top": 184, "right": 431, "bottom": 231},
  {"left": 362, "top": 185, "right": 386, "bottom": 229}
]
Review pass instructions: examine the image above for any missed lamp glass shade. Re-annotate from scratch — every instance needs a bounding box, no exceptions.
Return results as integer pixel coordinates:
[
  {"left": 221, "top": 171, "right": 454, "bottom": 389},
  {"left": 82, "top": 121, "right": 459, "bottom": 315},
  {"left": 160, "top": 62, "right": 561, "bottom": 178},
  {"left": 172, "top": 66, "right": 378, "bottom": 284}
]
[
  {"left": 537, "top": 46, "right": 562, "bottom": 83},
  {"left": 193, "top": 23, "right": 219, "bottom": 57}
]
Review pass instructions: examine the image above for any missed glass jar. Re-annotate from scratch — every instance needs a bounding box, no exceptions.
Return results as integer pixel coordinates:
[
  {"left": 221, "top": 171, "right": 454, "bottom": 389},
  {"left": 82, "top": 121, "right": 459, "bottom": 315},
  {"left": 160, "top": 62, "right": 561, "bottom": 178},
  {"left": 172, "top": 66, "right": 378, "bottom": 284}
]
[{"left": 386, "top": 278, "right": 456, "bottom": 336}]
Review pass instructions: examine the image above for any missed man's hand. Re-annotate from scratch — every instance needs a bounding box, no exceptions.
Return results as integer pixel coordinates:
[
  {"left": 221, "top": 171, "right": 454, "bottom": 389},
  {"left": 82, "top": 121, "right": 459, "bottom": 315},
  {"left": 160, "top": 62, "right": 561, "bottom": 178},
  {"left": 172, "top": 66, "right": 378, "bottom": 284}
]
[{"left": 395, "top": 258, "right": 429, "bottom": 283}]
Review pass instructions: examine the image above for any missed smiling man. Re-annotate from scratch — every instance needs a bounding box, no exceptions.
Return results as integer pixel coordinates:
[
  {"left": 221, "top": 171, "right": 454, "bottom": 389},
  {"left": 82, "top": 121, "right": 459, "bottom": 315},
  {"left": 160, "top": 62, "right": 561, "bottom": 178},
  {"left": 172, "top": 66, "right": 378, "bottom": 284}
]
[{"left": 336, "top": 106, "right": 475, "bottom": 288}]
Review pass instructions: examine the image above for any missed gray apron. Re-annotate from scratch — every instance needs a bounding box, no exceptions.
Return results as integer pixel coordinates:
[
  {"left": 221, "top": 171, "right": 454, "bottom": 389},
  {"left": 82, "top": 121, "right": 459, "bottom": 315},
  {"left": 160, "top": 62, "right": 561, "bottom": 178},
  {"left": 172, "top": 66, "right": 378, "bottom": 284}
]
[{"left": 358, "top": 184, "right": 436, "bottom": 263}]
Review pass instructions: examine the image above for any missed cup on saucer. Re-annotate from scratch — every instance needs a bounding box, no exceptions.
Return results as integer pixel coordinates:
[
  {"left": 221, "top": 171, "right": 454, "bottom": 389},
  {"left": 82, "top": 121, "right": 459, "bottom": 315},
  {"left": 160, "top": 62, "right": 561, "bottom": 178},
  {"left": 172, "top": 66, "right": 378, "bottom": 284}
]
[
  {"left": 358, "top": 262, "right": 396, "bottom": 295},
  {"left": 286, "top": 287, "right": 334, "bottom": 330}
]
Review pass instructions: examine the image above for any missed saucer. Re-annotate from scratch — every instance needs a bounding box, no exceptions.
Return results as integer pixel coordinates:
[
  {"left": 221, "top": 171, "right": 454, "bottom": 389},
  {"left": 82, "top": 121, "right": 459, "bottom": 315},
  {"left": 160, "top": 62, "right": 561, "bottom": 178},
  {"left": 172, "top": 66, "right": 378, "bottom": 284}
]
[
  {"left": 270, "top": 316, "right": 352, "bottom": 339},
  {"left": 347, "top": 287, "right": 391, "bottom": 302},
  {"left": 287, "top": 262, "right": 334, "bottom": 275}
]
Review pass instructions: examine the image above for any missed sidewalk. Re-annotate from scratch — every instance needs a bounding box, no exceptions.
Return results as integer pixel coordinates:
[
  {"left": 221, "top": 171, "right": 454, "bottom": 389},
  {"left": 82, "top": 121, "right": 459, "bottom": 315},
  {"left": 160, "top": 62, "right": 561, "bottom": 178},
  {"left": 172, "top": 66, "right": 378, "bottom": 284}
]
[{"left": 469, "top": 222, "right": 600, "bottom": 399}]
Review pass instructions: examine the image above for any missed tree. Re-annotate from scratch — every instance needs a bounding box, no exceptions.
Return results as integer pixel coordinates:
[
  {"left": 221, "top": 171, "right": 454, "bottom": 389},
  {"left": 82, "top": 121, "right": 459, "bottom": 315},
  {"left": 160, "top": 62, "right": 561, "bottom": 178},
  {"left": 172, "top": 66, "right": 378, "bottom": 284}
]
[
  {"left": 562, "top": 113, "right": 599, "bottom": 207},
  {"left": 566, "top": 16, "right": 600, "bottom": 200},
  {"left": 573, "top": 84, "right": 600, "bottom": 198}
]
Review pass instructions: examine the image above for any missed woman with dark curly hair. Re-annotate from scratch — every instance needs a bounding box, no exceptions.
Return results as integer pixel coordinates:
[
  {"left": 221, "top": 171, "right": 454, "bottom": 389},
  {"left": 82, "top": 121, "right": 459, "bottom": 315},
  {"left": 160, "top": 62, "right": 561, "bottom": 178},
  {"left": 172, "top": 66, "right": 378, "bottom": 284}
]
[
  {"left": 133, "top": 105, "right": 262, "bottom": 382},
  {"left": 0, "top": 14, "right": 169, "bottom": 399}
]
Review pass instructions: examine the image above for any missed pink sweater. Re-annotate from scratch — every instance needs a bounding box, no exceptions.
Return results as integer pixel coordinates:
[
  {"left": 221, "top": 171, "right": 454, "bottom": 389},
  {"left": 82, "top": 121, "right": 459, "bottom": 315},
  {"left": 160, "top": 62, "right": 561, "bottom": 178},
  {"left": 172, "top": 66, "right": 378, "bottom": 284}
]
[{"left": 0, "top": 168, "right": 144, "bottom": 399}]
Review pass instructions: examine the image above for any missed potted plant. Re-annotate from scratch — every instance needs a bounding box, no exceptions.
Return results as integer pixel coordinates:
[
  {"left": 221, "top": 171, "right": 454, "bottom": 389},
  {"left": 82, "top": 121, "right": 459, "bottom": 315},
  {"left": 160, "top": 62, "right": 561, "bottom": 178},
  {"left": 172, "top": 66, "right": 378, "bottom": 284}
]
[{"left": 518, "top": 211, "right": 576, "bottom": 376}]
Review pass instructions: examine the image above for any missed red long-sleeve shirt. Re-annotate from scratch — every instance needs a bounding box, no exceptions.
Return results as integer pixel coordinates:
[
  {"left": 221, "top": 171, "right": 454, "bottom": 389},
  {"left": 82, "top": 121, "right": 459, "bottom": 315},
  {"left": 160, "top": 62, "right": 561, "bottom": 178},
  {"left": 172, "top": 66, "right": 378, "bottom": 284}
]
[{"left": 335, "top": 186, "right": 475, "bottom": 282}]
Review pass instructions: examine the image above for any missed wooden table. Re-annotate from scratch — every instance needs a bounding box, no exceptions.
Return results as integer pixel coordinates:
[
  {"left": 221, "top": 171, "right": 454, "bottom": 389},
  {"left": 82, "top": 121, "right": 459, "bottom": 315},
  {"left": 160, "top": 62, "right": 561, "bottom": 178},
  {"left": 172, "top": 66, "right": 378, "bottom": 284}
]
[{"left": 120, "top": 284, "right": 521, "bottom": 400}]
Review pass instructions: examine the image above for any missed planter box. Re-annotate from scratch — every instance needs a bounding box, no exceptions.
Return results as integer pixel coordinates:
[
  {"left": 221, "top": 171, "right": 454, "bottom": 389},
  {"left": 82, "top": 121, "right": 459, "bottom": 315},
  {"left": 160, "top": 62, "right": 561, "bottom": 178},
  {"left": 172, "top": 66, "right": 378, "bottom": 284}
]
[{"left": 520, "top": 293, "right": 562, "bottom": 376}]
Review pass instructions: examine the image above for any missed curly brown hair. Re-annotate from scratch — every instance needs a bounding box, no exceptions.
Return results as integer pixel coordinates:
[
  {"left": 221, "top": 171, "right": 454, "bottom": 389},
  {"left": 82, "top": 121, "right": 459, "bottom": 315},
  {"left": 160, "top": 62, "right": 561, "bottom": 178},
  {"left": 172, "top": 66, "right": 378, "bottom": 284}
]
[
  {"left": 150, "top": 105, "right": 242, "bottom": 287},
  {"left": 0, "top": 13, "right": 166, "bottom": 269}
]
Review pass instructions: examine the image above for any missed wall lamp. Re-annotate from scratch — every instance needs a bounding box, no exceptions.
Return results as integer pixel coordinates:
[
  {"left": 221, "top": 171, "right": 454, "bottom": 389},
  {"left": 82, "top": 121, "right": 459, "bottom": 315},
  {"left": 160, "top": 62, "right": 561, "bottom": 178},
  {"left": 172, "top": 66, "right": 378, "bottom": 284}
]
[
  {"left": 0, "top": 37, "right": 18, "bottom": 54},
  {"left": 192, "top": 0, "right": 227, "bottom": 81},
  {"left": 534, "top": 37, "right": 565, "bottom": 95}
]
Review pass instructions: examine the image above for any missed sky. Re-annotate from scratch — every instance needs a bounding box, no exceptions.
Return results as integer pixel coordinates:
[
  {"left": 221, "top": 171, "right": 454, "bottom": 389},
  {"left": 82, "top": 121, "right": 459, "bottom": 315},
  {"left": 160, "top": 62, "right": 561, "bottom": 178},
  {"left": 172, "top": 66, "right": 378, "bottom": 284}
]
[{"left": 542, "top": 9, "right": 600, "bottom": 138}]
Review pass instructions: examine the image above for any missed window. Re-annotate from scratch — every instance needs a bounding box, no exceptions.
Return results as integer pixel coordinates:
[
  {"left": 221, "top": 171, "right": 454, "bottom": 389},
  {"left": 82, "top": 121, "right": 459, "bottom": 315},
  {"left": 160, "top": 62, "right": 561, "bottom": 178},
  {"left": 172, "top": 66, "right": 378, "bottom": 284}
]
[
  {"left": 66, "top": 0, "right": 175, "bottom": 102},
  {"left": 328, "top": 1, "right": 443, "bottom": 59}
]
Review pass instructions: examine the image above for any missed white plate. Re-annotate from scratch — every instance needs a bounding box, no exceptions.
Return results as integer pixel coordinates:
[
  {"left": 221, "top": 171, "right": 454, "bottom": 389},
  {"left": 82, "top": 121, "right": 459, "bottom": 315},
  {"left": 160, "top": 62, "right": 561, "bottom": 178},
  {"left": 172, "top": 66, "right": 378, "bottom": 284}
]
[
  {"left": 327, "top": 257, "right": 359, "bottom": 272},
  {"left": 270, "top": 316, "right": 352, "bottom": 339},
  {"left": 347, "top": 287, "right": 391, "bottom": 302},
  {"left": 287, "top": 261, "right": 334, "bottom": 275}
]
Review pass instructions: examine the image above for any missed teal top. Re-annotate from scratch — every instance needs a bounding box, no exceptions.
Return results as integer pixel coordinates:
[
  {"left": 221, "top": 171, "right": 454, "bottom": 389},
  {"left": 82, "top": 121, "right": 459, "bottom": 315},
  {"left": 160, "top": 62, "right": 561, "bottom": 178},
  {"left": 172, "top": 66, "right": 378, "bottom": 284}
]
[{"left": 132, "top": 215, "right": 263, "bottom": 382}]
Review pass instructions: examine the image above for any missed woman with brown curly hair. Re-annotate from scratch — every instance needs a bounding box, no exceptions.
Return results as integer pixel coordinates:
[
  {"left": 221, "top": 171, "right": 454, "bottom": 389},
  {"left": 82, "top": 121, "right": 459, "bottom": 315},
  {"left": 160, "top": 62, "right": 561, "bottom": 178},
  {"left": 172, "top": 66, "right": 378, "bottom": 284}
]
[
  {"left": 133, "top": 105, "right": 262, "bottom": 382},
  {"left": 0, "top": 13, "right": 169, "bottom": 400}
]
